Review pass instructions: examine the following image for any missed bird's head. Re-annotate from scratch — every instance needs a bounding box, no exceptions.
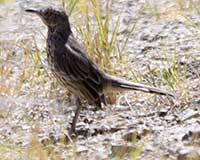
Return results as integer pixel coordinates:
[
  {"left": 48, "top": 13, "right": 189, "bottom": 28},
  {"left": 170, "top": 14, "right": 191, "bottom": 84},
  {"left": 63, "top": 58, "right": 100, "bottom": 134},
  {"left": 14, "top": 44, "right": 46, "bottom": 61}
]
[{"left": 25, "top": 7, "right": 71, "bottom": 31}]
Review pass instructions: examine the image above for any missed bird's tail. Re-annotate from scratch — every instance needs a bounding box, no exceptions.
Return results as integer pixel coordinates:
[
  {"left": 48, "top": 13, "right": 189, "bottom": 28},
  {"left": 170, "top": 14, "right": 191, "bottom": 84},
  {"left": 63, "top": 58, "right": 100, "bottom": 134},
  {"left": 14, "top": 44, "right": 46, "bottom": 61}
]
[{"left": 105, "top": 75, "right": 177, "bottom": 98}]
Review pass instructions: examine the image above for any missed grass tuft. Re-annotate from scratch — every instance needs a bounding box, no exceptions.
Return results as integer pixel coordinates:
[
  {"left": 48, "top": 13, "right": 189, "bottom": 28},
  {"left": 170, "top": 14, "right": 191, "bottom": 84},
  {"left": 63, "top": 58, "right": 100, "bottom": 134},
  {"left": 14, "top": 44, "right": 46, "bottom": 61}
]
[
  {"left": 160, "top": 52, "right": 178, "bottom": 90},
  {"left": 62, "top": 0, "right": 137, "bottom": 75}
]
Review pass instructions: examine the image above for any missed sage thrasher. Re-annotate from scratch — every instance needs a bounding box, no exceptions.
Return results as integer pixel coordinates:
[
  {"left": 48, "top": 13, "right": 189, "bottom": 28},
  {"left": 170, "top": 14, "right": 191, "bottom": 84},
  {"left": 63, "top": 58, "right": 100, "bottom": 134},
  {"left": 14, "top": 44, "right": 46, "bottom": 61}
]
[{"left": 25, "top": 7, "right": 176, "bottom": 134}]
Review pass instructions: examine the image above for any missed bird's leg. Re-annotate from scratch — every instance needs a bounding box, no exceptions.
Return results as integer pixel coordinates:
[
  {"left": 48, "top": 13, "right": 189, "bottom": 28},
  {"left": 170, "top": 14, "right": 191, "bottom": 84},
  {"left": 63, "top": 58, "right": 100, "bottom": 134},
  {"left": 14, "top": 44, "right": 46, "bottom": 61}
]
[{"left": 70, "top": 96, "right": 82, "bottom": 134}]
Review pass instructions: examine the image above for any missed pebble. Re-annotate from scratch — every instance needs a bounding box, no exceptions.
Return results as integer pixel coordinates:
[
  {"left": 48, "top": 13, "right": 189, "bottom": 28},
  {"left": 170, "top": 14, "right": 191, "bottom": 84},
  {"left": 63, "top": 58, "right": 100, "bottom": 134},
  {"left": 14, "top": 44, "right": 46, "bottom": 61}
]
[{"left": 177, "top": 147, "right": 200, "bottom": 160}]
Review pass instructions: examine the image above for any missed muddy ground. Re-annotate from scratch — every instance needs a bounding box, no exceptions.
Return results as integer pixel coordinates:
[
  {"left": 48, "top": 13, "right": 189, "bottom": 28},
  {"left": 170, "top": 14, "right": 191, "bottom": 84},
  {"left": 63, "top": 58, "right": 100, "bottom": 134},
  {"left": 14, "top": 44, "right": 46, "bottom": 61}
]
[{"left": 0, "top": 0, "right": 200, "bottom": 160}]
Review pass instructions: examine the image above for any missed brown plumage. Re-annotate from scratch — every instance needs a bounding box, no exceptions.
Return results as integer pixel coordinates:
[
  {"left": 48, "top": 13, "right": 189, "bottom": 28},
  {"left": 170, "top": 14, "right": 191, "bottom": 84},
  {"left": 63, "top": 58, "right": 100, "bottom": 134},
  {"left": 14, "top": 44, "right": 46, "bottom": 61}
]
[{"left": 25, "top": 7, "right": 176, "bottom": 134}]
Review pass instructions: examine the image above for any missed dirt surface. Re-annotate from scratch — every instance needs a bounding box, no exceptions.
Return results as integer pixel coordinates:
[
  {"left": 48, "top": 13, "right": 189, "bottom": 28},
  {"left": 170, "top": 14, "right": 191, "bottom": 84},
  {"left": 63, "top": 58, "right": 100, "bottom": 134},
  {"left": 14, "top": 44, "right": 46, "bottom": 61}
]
[{"left": 0, "top": 0, "right": 200, "bottom": 160}]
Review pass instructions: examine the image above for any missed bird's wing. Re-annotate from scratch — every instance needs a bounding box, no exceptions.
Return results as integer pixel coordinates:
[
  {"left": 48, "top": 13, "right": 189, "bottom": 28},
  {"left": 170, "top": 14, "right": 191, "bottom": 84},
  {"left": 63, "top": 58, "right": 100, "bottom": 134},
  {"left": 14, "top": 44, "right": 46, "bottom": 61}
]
[{"left": 59, "top": 35, "right": 104, "bottom": 89}]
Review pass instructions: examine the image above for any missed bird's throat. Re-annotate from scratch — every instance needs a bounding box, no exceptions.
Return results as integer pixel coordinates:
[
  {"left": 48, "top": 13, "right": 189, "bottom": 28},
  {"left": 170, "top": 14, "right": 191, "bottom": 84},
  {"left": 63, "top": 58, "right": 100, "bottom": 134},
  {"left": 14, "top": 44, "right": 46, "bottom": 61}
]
[{"left": 48, "top": 24, "right": 71, "bottom": 39}]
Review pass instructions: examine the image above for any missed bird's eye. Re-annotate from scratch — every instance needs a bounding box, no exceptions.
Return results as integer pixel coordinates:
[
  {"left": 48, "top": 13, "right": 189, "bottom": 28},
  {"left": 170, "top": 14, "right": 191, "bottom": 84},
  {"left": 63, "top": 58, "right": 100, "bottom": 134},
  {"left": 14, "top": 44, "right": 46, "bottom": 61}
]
[{"left": 45, "top": 11, "right": 52, "bottom": 17}]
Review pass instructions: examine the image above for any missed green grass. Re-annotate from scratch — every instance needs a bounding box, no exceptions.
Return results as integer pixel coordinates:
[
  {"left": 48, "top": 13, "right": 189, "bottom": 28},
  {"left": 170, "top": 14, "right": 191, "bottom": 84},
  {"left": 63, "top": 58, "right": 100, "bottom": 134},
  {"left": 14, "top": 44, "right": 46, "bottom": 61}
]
[
  {"left": 63, "top": 0, "right": 137, "bottom": 74},
  {"left": 0, "top": 0, "right": 13, "bottom": 4},
  {"left": 160, "top": 52, "right": 178, "bottom": 90},
  {"left": 158, "top": 49, "right": 191, "bottom": 103},
  {"left": 129, "top": 133, "right": 145, "bottom": 160},
  {"left": 145, "top": 0, "right": 161, "bottom": 20}
]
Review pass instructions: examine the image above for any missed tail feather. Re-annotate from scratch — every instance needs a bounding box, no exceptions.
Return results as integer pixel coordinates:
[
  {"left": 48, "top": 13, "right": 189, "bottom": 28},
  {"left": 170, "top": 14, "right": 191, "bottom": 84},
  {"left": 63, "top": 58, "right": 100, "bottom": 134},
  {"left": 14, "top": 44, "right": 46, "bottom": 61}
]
[{"left": 106, "top": 75, "right": 177, "bottom": 98}]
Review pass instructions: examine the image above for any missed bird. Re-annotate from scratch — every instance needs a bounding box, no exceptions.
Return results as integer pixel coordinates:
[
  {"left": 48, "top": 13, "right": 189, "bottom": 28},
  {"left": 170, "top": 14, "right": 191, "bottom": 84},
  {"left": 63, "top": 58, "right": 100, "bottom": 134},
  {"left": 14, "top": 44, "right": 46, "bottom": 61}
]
[{"left": 25, "top": 7, "right": 177, "bottom": 134}]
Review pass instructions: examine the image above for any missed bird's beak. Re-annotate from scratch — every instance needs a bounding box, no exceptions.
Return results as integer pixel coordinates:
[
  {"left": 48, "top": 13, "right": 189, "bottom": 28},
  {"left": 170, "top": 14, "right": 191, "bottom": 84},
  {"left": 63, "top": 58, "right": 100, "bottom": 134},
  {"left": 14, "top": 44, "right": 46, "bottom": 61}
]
[{"left": 25, "top": 9, "right": 40, "bottom": 15}]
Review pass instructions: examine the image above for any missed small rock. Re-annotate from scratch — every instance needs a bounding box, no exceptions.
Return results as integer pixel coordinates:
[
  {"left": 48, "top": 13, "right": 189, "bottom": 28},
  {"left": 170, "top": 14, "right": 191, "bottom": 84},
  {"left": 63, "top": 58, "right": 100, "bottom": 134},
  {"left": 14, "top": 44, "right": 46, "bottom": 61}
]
[
  {"left": 76, "top": 123, "right": 89, "bottom": 136},
  {"left": 177, "top": 147, "right": 200, "bottom": 160},
  {"left": 186, "top": 118, "right": 198, "bottom": 125},
  {"left": 127, "top": 120, "right": 145, "bottom": 129},
  {"left": 76, "top": 145, "right": 88, "bottom": 153},
  {"left": 182, "top": 128, "right": 200, "bottom": 141},
  {"left": 76, "top": 121, "right": 89, "bottom": 130},
  {"left": 114, "top": 105, "right": 130, "bottom": 111},
  {"left": 21, "top": 124, "right": 30, "bottom": 130},
  {"left": 83, "top": 117, "right": 93, "bottom": 124},
  {"left": 144, "top": 142, "right": 155, "bottom": 152},
  {"left": 164, "top": 115, "right": 175, "bottom": 121},
  {"left": 180, "top": 109, "right": 199, "bottom": 121},
  {"left": 152, "top": 126, "right": 164, "bottom": 133},
  {"left": 158, "top": 108, "right": 169, "bottom": 117},
  {"left": 182, "top": 132, "right": 192, "bottom": 141}
]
